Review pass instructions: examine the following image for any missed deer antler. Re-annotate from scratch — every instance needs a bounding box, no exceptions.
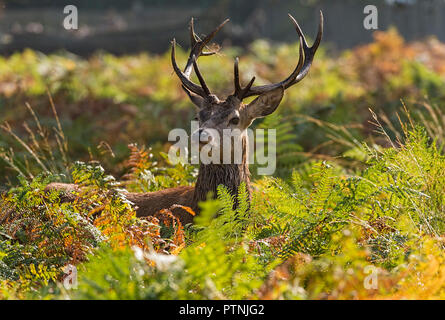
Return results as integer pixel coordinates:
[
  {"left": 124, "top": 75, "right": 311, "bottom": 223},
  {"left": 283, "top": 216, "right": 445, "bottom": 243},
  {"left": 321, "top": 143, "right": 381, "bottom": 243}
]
[
  {"left": 233, "top": 10, "right": 323, "bottom": 100},
  {"left": 233, "top": 57, "right": 256, "bottom": 100},
  {"left": 172, "top": 12, "right": 323, "bottom": 101},
  {"left": 171, "top": 18, "right": 229, "bottom": 98}
]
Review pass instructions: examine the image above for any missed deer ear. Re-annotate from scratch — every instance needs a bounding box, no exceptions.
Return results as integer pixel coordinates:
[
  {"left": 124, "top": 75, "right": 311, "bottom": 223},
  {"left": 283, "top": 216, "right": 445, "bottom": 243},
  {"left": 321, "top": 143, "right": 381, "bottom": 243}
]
[
  {"left": 182, "top": 85, "right": 206, "bottom": 109},
  {"left": 246, "top": 87, "right": 284, "bottom": 119}
]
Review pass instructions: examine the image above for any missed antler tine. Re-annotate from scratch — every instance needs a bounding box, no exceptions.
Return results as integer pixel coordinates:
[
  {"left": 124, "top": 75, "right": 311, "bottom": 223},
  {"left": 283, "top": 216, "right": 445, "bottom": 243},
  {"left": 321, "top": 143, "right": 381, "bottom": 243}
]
[
  {"left": 240, "top": 76, "right": 256, "bottom": 98},
  {"left": 189, "top": 18, "right": 198, "bottom": 48},
  {"left": 287, "top": 10, "right": 323, "bottom": 85},
  {"left": 233, "top": 56, "right": 256, "bottom": 100},
  {"left": 192, "top": 55, "right": 211, "bottom": 96},
  {"left": 171, "top": 38, "right": 206, "bottom": 97},
  {"left": 233, "top": 57, "right": 242, "bottom": 96},
  {"left": 171, "top": 18, "right": 229, "bottom": 97},
  {"left": 238, "top": 10, "right": 323, "bottom": 99},
  {"left": 189, "top": 18, "right": 217, "bottom": 58},
  {"left": 184, "top": 18, "right": 229, "bottom": 78}
]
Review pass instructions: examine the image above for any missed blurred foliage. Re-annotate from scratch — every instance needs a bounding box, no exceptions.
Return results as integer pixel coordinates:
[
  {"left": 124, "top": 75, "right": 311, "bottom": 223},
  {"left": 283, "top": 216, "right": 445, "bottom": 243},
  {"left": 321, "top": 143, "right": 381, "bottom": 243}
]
[
  {"left": 0, "top": 29, "right": 445, "bottom": 299},
  {"left": 2, "top": 29, "right": 445, "bottom": 184}
]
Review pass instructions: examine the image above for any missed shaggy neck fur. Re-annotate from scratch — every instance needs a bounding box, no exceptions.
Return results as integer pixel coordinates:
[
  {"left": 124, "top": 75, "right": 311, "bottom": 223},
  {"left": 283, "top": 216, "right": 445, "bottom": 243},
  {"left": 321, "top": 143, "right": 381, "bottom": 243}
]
[{"left": 192, "top": 135, "right": 251, "bottom": 211}]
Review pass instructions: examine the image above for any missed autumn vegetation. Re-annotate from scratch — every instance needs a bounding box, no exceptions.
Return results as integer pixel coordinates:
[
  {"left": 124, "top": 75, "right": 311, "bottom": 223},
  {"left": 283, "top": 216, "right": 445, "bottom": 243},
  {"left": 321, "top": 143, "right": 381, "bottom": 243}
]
[{"left": 0, "top": 29, "right": 444, "bottom": 299}]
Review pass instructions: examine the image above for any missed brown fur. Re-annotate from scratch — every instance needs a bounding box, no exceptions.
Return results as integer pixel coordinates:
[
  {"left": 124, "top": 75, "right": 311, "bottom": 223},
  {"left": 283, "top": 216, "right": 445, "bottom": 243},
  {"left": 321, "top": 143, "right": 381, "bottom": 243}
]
[
  {"left": 193, "top": 134, "right": 251, "bottom": 209},
  {"left": 126, "top": 186, "right": 195, "bottom": 224}
]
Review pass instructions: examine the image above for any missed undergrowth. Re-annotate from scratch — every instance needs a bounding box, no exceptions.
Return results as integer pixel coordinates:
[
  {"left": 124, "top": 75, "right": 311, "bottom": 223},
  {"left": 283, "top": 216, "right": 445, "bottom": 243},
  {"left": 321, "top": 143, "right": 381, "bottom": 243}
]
[
  {"left": 0, "top": 30, "right": 444, "bottom": 300},
  {"left": 0, "top": 110, "right": 444, "bottom": 299}
]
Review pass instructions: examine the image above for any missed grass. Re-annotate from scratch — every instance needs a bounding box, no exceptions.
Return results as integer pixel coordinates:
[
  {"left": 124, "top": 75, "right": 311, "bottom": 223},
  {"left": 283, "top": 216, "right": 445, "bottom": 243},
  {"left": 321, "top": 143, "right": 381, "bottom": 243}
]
[{"left": 0, "top": 28, "right": 444, "bottom": 299}]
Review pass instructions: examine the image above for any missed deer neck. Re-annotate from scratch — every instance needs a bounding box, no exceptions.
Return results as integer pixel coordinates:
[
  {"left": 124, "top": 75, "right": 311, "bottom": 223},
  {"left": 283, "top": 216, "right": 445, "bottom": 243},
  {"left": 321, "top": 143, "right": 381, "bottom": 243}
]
[{"left": 192, "top": 135, "right": 251, "bottom": 210}]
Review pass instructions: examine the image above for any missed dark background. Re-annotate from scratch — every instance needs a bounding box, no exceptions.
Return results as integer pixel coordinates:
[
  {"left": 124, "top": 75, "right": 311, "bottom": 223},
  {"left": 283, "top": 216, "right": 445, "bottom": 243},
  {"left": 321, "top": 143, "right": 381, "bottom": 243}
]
[{"left": 0, "top": 0, "right": 443, "bottom": 56}]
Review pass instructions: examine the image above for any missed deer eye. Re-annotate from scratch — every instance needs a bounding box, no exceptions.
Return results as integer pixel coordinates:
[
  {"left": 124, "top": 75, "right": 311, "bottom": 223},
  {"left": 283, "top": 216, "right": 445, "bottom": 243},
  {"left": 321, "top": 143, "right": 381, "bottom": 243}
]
[{"left": 229, "top": 117, "right": 240, "bottom": 125}]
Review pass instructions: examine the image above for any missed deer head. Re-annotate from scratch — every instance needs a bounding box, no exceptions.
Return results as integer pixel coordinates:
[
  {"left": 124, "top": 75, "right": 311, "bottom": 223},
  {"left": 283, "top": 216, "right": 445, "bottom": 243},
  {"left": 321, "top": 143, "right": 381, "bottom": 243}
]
[{"left": 171, "top": 12, "right": 323, "bottom": 164}]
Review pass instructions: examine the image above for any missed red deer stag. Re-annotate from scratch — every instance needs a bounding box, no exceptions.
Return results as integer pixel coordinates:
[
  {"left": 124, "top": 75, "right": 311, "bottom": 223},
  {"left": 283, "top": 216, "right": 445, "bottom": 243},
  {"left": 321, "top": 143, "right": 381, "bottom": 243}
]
[{"left": 46, "top": 12, "right": 323, "bottom": 224}]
